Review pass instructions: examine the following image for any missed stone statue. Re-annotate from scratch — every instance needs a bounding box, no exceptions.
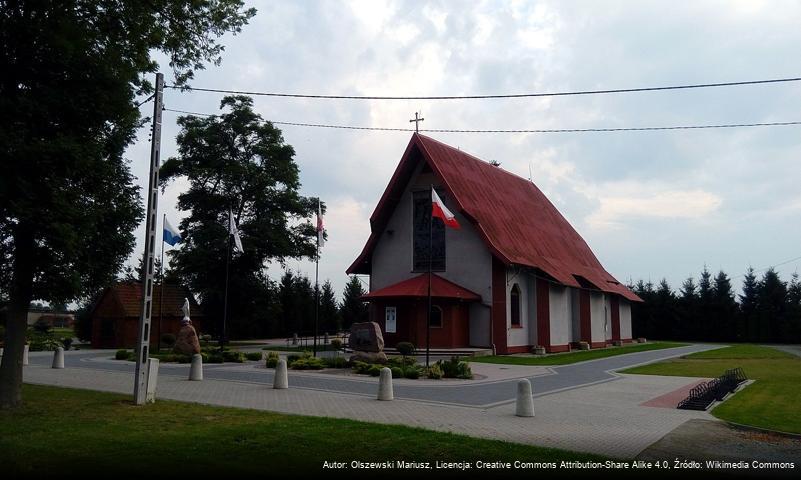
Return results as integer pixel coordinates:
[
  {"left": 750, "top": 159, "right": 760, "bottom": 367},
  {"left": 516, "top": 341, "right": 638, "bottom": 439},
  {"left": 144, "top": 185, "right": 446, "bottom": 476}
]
[{"left": 174, "top": 297, "right": 201, "bottom": 355}]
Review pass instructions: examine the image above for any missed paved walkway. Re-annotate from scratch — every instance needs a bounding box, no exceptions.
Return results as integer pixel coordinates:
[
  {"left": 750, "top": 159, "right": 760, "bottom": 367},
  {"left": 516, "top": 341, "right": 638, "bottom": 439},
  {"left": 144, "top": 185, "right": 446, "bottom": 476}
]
[
  {"left": 27, "top": 343, "right": 718, "bottom": 407},
  {"left": 764, "top": 344, "right": 801, "bottom": 358},
  {"left": 18, "top": 344, "right": 722, "bottom": 458}
]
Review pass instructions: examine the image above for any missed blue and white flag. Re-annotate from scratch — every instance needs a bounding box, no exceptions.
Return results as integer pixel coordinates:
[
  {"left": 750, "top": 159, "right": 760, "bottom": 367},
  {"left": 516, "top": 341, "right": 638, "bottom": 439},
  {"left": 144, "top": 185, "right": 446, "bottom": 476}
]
[{"left": 163, "top": 218, "right": 182, "bottom": 246}]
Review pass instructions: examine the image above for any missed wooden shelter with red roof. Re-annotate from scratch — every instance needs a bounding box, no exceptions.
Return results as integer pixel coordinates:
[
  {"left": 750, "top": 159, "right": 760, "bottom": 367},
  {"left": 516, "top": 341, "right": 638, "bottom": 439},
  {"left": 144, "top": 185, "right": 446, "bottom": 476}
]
[
  {"left": 347, "top": 133, "right": 641, "bottom": 354},
  {"left": 90, "top": 282, "right": 204, "bottom": 349}
]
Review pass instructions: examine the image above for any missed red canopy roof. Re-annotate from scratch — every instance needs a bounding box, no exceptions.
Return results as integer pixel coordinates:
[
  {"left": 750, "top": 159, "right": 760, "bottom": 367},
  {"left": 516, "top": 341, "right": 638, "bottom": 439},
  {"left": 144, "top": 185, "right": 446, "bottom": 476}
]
[
  {"left": 362, "top": 274, "right": 481, "bottom": 301},
  {"left": 347, "top": 133, "right": 641, "bottom": 303}
]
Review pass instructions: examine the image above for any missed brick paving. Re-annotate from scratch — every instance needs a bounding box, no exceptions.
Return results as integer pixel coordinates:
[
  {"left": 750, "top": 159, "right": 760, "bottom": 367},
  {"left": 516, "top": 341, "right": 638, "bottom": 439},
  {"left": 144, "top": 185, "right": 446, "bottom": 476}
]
[{"left": 19, "top": 346, "right": 718, "bottom": 459}]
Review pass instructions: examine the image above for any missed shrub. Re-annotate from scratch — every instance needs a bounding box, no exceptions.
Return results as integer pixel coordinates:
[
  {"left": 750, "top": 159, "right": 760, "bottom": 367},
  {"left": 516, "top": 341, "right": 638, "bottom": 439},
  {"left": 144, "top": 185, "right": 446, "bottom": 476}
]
[
  {"left": 427, "top": 364, "right": 443, "bottom": 379},
  {"left": 207, "top": 353, "right": 224, "bottom": 364},
  {"left": 403, "top": 366, "right": 421, "bottom": 379},
  {"left": 352, "top": 361, "right": 371, "bottom": 375},
  {"left": 199, "top": 334, "right": 212, "bottom": 347},
  {"left": 330, "top": 338, "right": 343, "bottom": 350},
  {"left": 322, "top": 356, "right": 348, "bottom": 368},
  {"left": 245, "top": 352, "right": 263, "bottom": 361},
  {"left": 161, "top": 333, "right": 176, "bottom": 349},
  {"left": 290, "top": 356, "right": 326, "bottom": 370},
  {"left": 33, "top": 319, "right": 52, "bottom": 334},
  {"left": 390, "top": 366, "right": 403, "bottom": 378},
  {"left": 115, "top": 349, "right": 131, "bottom": 360},
  {"left": 27, "top": 330, "right": 61, "bottom": 351},
  {"left": 176, "top": 354, "right": 192, "bottom": 364},
  {"left": 200, "top": 352, "right": 210, "bottom": 363},
  {"left": 438, "top": 356, "right": 473, "bottom": 379},
  {"left": 61, "top": 337, "right": 73, "bottom": 351},
  {"left": 396, "top": 341, "right": 415, "bottom": 357},
  {"left": 367, "top": 364, "right": 383, "bottom": 377},
  {"left": 222, "top": 350, "right": 245, "bottom": 363},
  {"left": 265, "top": 351, "right": 280, "bottom": 368}
]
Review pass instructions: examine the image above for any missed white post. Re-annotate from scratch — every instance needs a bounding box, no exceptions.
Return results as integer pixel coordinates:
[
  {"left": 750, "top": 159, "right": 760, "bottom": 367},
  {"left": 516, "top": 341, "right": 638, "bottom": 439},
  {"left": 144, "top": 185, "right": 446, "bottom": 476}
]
[
  {"left": 22, "top": 344, "right": 29, "bottom": 366},
  {"left": 515, "top": 379, "right": 535, "bottom": 417},
  {"left": 274, "top": 358, "right": 288, "bottom": 389},
  {"left": 189, "top": 353, "right": 203, "bottom": 381},
  {"left": 145, "top": 358, "right": 159, "bottom": 403},
  {"left": 377, "top": 367, "right": 394, "bottom": 401},
  {"left": 52, "top": 347, "right": 65, "bottom": 369}
]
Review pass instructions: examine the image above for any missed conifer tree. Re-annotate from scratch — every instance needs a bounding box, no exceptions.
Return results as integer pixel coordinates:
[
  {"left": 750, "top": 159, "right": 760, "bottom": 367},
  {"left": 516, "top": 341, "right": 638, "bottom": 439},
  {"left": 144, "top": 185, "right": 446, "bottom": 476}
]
[
  {"left": 757, "top": 269, "right": 786, "bottom": 342},
  {"left": 739, "top": 267, "right": 759, "bottom": 342},
  {"left": 319, "top": 280, "right": 342, "bottom": 334},
  {"left": 340, "top": 276, "right": 368, "bottom": 328}
]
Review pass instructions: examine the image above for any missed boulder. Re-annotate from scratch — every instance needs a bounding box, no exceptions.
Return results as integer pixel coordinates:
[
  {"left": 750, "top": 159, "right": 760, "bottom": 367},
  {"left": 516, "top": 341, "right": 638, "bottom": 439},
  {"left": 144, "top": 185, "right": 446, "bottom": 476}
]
[
  {"left": 349, "top": 322, "right": 384, "bottom": 353},
  {"left": 349, "top": 351, "right": 388, "bottom": 364},
  {"left": 174, "top": 324, "right": 201, "bottom": 355}
]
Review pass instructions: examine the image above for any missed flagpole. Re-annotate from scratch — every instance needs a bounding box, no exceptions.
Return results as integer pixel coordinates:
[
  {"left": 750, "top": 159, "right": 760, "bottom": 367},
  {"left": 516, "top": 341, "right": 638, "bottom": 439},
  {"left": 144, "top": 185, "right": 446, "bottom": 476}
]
[
  {"left": 158, "top": 214, "right": 165, "bottom": 353},
  {"left": 313, "top": 200, "right": 320, "bottom": 358},
  {"left": 426, "top": 185, "right": 433, "bottom": 368},
  {"left": 221, "top": 212, "right": 232, "bottom": 353}
]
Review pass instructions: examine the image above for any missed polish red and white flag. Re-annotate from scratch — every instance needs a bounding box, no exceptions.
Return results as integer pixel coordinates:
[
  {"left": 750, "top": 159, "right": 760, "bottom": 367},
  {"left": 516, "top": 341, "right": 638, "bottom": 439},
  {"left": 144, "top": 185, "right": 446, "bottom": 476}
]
[{"left": 431, "top": 188, "right": 460, "bottom": 229}]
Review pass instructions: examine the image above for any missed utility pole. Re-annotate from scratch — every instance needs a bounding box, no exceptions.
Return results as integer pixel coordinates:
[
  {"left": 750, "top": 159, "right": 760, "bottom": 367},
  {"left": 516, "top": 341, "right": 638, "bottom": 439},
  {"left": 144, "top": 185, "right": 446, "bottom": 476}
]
[{"left": 134, "top": 72, "right": 164, "bottom": 405}]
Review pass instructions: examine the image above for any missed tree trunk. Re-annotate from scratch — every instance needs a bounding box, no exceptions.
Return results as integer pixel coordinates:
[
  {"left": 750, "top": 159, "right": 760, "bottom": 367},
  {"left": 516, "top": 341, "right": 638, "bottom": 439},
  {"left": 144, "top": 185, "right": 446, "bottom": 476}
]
[{"left": 0, "top": 225, "right": 35, "bottom": 409}]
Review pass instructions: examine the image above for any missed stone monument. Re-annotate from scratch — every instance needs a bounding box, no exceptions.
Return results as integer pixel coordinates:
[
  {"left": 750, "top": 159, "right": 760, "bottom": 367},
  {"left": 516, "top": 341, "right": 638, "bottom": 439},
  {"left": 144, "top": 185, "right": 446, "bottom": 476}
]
[
  {"left": 174, "top": 298, "right": 201, "bottom": 355},
  {"left": 349, "top": 321, "right": 387, "bottom": 363}
]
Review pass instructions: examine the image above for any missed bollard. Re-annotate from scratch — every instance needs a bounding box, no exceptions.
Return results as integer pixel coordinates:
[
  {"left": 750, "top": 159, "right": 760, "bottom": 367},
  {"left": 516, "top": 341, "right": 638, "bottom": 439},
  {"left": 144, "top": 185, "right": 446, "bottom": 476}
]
[
  {"left": 274, "top": 358, "right": 288, "bottom": 389},
  {"left": 22, "top": 344, "right": 29, "bottom": 365},
  {"left": 0, "top": 347, "right": 3, "bottom": 357},
  {"left": 52, "top": 347, "right": 65, "bottom": 369},
  {"left": 292, "top": 333, "right": 299, "bottom": 346},
  {"left": 324, "top": 332, "right": 329, "bottom": 345},
  {"left": 515, "top": 379, "right": 535, "bottom": 417},
  {"left": 377, "top": 367, "right": 394, "bottom": 401},
  {"left": 189, "top": 353, "right": 203, "bottom": 381}
]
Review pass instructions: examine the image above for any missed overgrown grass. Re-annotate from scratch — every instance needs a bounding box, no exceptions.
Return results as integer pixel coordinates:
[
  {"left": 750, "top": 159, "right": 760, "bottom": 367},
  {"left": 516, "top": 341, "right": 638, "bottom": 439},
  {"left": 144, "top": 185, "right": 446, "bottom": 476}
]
[
  {"left": 622, "top": 345, "right": 801, "bottom": 434},
  {"left": 0, "top": 385, "right": 608, "bottom": 475},
  {"left": 469, "top": 342, "right": 687, "bottom": 366}
]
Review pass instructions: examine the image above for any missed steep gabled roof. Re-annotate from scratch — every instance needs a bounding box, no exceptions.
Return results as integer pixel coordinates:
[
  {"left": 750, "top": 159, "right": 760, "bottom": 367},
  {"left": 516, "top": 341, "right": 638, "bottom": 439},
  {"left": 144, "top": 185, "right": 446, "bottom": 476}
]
[{"left": 347, "top": 133, "right": 641, "bottom": 302}]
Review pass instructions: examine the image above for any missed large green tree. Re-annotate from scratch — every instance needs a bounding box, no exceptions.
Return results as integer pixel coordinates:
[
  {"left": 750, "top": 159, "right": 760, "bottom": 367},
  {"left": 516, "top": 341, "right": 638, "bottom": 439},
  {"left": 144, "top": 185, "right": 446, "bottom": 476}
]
[
  {"left": 160, "top": 97, "right": 320, "bottom": 340},
  {"left": 340, "top": 276, "right": 368, "bottom": 328},
  {"left": 0, "top": 0, "right": 255, "bottom": 408}
]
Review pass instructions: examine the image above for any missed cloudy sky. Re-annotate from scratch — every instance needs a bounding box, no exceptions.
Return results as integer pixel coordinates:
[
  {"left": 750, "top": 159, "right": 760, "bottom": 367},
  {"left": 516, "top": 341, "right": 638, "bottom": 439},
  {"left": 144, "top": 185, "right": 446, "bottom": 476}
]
[{"left": 126, "top": 0, "right": 801, "bottom": 298}]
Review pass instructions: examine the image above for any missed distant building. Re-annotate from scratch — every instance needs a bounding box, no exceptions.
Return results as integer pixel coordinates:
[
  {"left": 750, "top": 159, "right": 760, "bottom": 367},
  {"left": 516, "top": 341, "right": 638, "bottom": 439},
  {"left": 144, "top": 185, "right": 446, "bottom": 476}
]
[
  {"left": 27, "top": 310, "right": 75, "bottom": 328},
  {"left": 347, "top": 134, "right": 642, "bottom": 354},
  {"left": 89, "top": 282, "right": 204, "bottom": 349}
]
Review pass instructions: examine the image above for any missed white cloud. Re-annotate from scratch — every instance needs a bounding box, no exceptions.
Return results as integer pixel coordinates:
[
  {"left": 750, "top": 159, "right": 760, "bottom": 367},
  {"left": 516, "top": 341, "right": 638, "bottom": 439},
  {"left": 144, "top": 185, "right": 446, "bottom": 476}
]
[{"left": 586, "top": 187, "right": 723, "bottom": 229}]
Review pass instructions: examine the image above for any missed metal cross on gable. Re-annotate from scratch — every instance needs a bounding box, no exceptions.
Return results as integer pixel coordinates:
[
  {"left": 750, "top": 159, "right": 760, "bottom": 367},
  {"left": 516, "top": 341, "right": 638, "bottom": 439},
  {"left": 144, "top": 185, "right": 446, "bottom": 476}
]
[{"left": 409, "top": 112, "right": 424, "bottom": 132}]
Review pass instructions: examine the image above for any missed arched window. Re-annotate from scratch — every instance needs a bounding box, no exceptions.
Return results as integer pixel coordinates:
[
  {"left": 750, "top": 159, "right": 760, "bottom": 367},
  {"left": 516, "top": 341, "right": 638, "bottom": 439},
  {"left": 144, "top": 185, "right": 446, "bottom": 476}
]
[
  {"left": 510, "top": 284, "right": 522, "bottom": 327},
  {"left": 429, "top": 305, "right": 443, "bottom": 328}
]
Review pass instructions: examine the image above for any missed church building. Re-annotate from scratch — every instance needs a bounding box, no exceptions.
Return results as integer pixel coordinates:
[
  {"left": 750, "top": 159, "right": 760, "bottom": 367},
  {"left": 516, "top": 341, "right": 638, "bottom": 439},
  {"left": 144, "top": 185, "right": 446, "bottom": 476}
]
[{"left": 347, "top": 133, "right": 641, "bottom": 354}]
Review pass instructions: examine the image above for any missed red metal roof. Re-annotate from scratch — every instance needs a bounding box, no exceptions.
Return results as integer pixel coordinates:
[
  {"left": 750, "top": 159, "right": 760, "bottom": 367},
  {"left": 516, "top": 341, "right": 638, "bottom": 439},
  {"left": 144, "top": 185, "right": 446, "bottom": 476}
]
[
  {"left": 363, "top": 274, "right": 481, "bottom": 301},
  {"left": 347, "top": 133, "right": 641, "bottom": 303}
]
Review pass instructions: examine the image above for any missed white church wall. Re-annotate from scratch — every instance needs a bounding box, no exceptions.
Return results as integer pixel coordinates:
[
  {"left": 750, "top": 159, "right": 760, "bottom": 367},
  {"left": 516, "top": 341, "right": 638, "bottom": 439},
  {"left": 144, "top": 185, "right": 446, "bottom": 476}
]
[
  {"left": 604, "top": 295, "right": 613, "bottom": 341},
  {"left": 570, "top": 288, "right": 581, "bottom": 344},
  {"left": 548, "top": 284, "right": 572, "bottom": 346},
  {"left": 506, "top": 268, "right": 530, "bottom": 348},
  {"left": 620, "top": 299, "right": 633, "bottom": 339},
  {"left": 589, "top": 292, "right": 606, "bottom": 344},
  {"left": 370, "top": 161, "right": 492, "bottom": 299}
]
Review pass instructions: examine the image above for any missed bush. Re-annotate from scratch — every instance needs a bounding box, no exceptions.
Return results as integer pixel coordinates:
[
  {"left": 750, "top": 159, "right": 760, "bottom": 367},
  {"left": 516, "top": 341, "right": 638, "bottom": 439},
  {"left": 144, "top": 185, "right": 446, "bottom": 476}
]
[
  {"left": 265, "top": 351, "right": 280, "bottom": 368},
  {"left": 322, "top": 356, "right": 348, "bottom": 368},
  {"left": 396, "top": 341, "right": 415, "bottom": 357},
  {"left": 222, "top": 350, "right": 245, "bottom": 363},
  {"left": 427, "top": 364, "right": 443, "bottom": 379},
  {"left": 403, "top": 366, "right": 421, "bottom": 379},
  {"left": 437, "top": 356, "right": 473, "bottom": 379},
  {"left": 33, "top": 319, "right": 52, "bottom": 334},
  {"left": 390, "top": 366, "right": 403, "bottom": 378},
  {"left": 176, "top": 354, "right": 192, "bottom": 364},
  {"left": 27, "top": 329, "right": 61, "bottom": 351},
  {"left": 115, "top": 349, "right": 131, "bottom": 360},
  {"left": 161, "top": 333, "right": 176, "bottom": 349},
  {"left": 199, "top": 334, "right": 212, "bottom": 347},
  {"left": 330, "top": 338, "right": 343, "bottom": 350},
  {"left": 208, "top": 353, "right": 224, "bottom": 364},
  {"left": 61, "top": 337, "right": 73, "bottom": 351},
  {"left": 290, "top": 356, "right": 326, "bottom": 370},
  {"left": 245, "top": 352, "right": 263, "bottom": 361},
  {"left": 352, "top": 361, "right": 371, "bottom": 375},
  {"left": 387, "top": 356, "right": 417, "bottom": 368}
]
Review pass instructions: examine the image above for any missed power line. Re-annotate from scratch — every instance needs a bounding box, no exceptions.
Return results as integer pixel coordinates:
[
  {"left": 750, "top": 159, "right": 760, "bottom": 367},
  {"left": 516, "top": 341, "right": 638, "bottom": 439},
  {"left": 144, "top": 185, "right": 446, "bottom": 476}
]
[
  {"left": 164, "top": 76, "right": 801, "bottom": 100},
  {"left": 163, "top": 108, "right": 801, "bottom": 133}
]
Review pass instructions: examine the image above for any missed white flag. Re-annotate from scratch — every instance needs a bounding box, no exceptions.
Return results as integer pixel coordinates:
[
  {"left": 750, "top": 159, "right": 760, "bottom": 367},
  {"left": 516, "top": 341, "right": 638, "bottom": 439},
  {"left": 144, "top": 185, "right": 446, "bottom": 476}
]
[
  {"left": 317, "top": 200, "right": 325, "bottom": 248},
  {"left": 228, "top": 209, "right": 243, "bottom": 254}
]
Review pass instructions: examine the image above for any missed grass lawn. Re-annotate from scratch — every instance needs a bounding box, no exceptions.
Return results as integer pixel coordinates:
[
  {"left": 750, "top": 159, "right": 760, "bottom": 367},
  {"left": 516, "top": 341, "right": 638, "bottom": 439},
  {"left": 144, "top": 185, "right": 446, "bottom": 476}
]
[
  {"left": 621, "top": 345, "right": 801, "bottom": 434},
  {"left": 469, "top": 342, "right": 687, "bottom": 366},
  {"left": 50, "top": 327, "right": 74, "bottom": 338},
  {"left": 0, "top": 385, "right": 607, "bottom": 475}
]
